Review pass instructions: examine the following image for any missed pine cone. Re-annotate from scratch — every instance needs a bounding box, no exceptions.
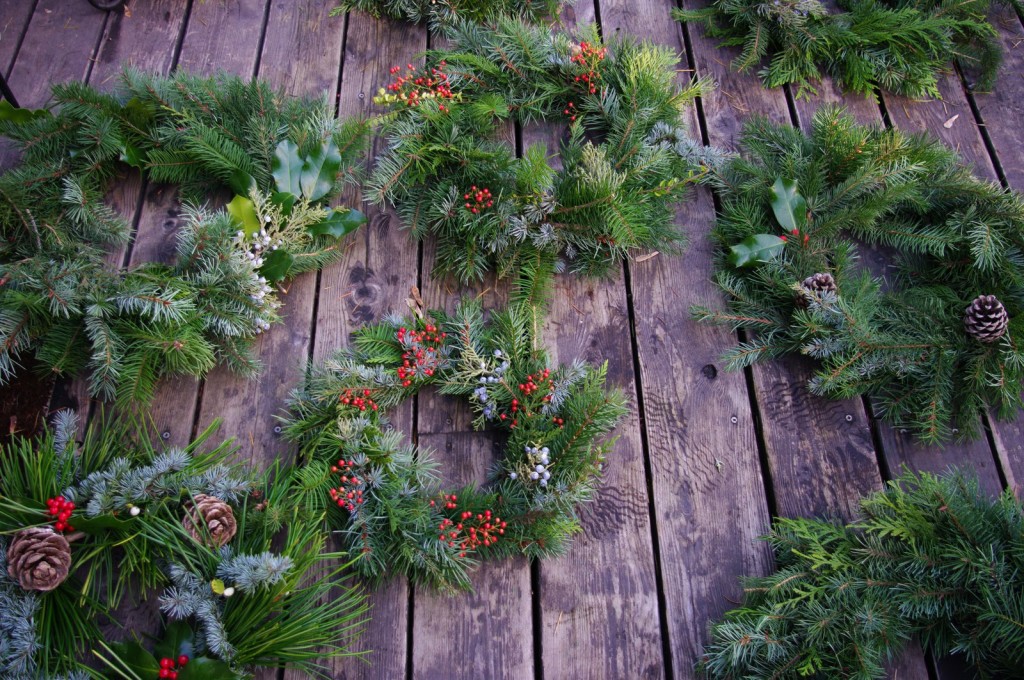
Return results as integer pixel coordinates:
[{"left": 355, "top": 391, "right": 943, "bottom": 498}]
[
  {"left": 7, "top": 527, "right": 71, "bottom": 592},
  {"left": 964, "top": 295, "right": 1009, "bottom": 343},
  {"left": 795, "top": 272, "right": 838, "bottom": 308},
  {"left": 182, "top": 494, "right": 237, "bottom": 548}
]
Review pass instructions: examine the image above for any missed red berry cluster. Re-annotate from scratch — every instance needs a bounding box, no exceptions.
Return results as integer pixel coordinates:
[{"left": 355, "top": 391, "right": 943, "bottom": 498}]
[
  {"left": 397, "top": 324, "right": 446, "bottom": 387},
  {"left": 437, "top": 509, "right": 507, "bottom": 558},
  {"left": 570, "top": 41, "right": 607, "bottom": 95},
  {"left": 340, "top": 388, "right": 378, "bottom": 412},
  {"left": 778, "top": 227, "right": 810, "bottom": 246},
  {"left": 386, "top": 62, "right": 454, "bottom": 111},
  {"left": 329, "top": 458, "right": 365, "bottom": 513},
  {"left": 518, "top": 368, "right": 551, "bottom": 396},
  {"left": 429, "top": 493, "right": 459, "bottom": 511},
  {"left": 493, "top": 368, "right": 558, "bottom": 430},
  {"left": 552, "top": 416, "right": 565, "bottom": 429},
  {"left": 463, "top": 186, "right": 494, "bottom": 214},
  {"left": 157, "top": 655, "right": 188, "bottom": 679},
  {"left": 46, "top": 496, "right": 75, "bottom": 533},
  {"left": 563, "top": 101, "right": 578, "bottom": 122}
]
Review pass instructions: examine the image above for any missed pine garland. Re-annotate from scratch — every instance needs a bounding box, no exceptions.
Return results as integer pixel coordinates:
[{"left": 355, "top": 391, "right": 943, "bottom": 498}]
[
  {"left": 694, "top": 107, "right": 1024, "bottom": 443},
  {"left": 699, "top": 470, "right": 1024, "bottom": 679},
  {"left": 0, "top": 412, "right": 367, "bottom": 679},
  {"left": 330, "top": 0, "right": 564, "bottom": 28},
  {"left": 0, "top": 71, "right": 369, "bottom": 406},
  {"left": 284, "top": 289, "right": 626, "bottom": 590},
  {"left": 674, "top": 0, "right": 1018, "bottom": 99},
  {"left": 366, "top": 16, "right": 719, "bottom": 289}
]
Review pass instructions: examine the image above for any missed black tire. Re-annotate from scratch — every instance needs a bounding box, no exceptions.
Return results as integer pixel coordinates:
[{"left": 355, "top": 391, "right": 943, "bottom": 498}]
[{"left": 87, "top": 0, "right": 127, "bottom": 10}]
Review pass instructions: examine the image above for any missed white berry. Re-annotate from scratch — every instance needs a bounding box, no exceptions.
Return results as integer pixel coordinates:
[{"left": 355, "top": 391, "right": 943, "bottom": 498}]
[
  {"left": 129, "top": 506, "right": 141, "bottom": 517},
  {"left": 223, "top": 587, "right": 235, "bottom": 597}
]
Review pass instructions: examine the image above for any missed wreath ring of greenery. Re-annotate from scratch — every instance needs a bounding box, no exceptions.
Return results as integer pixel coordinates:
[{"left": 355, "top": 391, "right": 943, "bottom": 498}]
[
  {"left": 284, "top": 290, "right": 627, "bottom": 590},
  {"left": 366, "top": 16, "right": 721, "bottom": 291},
  {"left": 0, "top": 71, "right": 370, "bottom": 407}
]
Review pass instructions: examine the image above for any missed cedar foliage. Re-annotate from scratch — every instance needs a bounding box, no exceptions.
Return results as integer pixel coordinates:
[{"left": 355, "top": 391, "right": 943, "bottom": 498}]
[
  {"left": 699, "top": 470, "right": 1024, "bottom": 679},
  {"left": 285, "top": 296, "right": 626, "bottom": 590},
  {"left": 674, "top": 0, "right": 1017, "bottom": 99},
  {"left": 694, "top": 107, "right": 1024, "bottom": 443},
  {"left": 366, "top": 16, "right": 717, "bottom": 288},
  {"left": 0, "top": 71, "right": 368, "bottom": 406}
]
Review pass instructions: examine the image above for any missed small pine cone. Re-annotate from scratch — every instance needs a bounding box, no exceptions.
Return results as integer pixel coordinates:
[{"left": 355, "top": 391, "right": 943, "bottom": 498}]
[
  {"left": 964, "top": 295, "right": 1009, "bottom": 343},
  {"left": 7, "top": 527, "right": 72, "bottom": 592},
  {"left": 795, "top": 272, "right": 838, "bottom": 308},
  {"left": 182, "top": 494, "right": 237, "bottom": 548}
]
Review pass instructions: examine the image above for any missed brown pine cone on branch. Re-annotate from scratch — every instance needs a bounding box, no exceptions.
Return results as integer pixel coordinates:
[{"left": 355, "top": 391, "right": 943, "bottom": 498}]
[
  {"left": 182, "top": 494, "right": 237, "bottom": 548},
  {"left": 964, "top": 295, "right": 1009, "bottom": 343},
  {"left": 7, "top": 526, "right": 72, "bottom": 592},
  {"left": 795, "top": 272, "right": 838, "bottom": 308}
]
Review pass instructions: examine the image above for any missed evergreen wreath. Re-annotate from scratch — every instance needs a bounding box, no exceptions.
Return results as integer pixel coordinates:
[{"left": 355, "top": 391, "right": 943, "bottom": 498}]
[
  {"left": 0, "top": 71, "right": 369, "bottom": 406},
  {"left": 0, "top": 411, "right": 366, "bottom": 679},
  {"left": 699, "top": 469, "right": 1024, "bottom": 679},
  {"left": 365, "top": 16, "right": 719, "bottom": 288},
  {"left": 674, "top": 0, "right": 1019, "bottom": 99},
  {"left": 284, "top": 288, "right": 627, "bottom": 591},
  {"left": 693, "top": 106, "right": 1024, "bottom": 443},
  {"left": 330, "top": 0, "right": 564, "bottom": 28}
]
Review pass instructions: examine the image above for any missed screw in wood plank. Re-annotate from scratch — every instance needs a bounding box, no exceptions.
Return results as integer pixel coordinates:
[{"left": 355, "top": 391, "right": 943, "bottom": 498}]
[
  {"left": 273, "top": 425, "right": 282, "bottom": 435},
  {"left": 845, "top": 414, "right": 853, "bottom": 422},
  {"left": 730, "top": 415, "right": 737, "bottom": 424},
  {"left": 161, "top": 431, "right": 170, "bottom": 440}
]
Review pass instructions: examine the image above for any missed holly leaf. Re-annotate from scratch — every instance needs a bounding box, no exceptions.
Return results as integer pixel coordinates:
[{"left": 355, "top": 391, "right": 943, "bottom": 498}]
[
  {"left": 119, "top": 143, "right": 146, "bottom": 169},
  {"left": 728, "top": 234, "right": 786, "bottom": 268},
  {"left": 179, "top": 657, "right": 234, "bottom": 679},
  {"left": 272, "top": 140, "right": 303, "bottom": 198},
  {"left": 105, "top": 641, "right": 160, "bottom": 676},
  {"left": 299, "top": 138, "right": 342, "bottom": 202},
  {"left": 308, "top": 207, "right": 366, "bottom": 240},
  {"left": 270, "top": 191, "right": 297, "bottom": 216},
  {"left": 770, "top": 177, "right": 806, "bottom": 232},
  {"left": 258, "top": 249, "right": 295, "bottom": 283},
  {"left": 226, "top": 194, "right": 261, "bottom": 237},
  {"left": 0, "top": 100, "right": 50, "bottom": 124},
  {"left": 227, "top": 168, "right": 256, "bottom": 197},
  {"left": 153, "top": 620, "right": 195, "bottom": 660}
]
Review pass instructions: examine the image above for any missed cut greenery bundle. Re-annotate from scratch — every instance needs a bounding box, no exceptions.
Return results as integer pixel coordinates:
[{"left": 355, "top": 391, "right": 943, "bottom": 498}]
[
  {"left": 366, "top": 16, "right": 719, "bottom": 291},
  {"left": 284, "top": 288, "right": 626, "bottom": 590},
  {"left": 675, "top": 0, "right": 1019, "bottom": 99},
  {"left": 0, "top": 71, "right": 368, "bottom": 407},
  {"left": 330, "top": 0, "right": 564, "bottom": 28},
  {"left": 700, "top": 470, "right": 1024, "bottom": 679},
  {"left": 0, "top": 412, "right": 366, "bottom": 679},
  {"left": 694, "top": 107, "right": 1024, "bottom": 443}
]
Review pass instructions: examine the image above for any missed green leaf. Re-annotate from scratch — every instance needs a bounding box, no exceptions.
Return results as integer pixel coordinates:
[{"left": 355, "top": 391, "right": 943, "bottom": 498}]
[
  {"left": 107, "top": 641, "right": 160, "bottom": 676},
  {"left": 227, "top": 169, "right": 256, "bottom": 196},
  {"left": 179, "top": 657, "right": 235, "bottom": 680},
  {"left": 299, "top": 138, "right": 343, "bottom": 202},
  {"left": 226, "top": 194, "right": 261, "bottom": 237},
  {"left": 0, "top": 100, "right": 50, "bottom": 124},
  {"left": 270, "top": 191, "right": 297, "bottom": 216},
  {"left": 119, "top": 144, "right": 146, "bottom": 169},
  {"left": 210, "top": 578, "right": 226, "bottom": 596},
  {"left": 153, "top": 620, "right": 195, "bottom": 660},
  {"left": 770, "top": 177, "right": 807, "bottom": 232},
  {"left": 272, "top": 140, "right": 303, "bottom": 198},
  {"left": 259, "top": 249, "right": 295, "bottom": 283},
  {"left": 308, "top": 207, "right": 366, "bottom": 240},
  {"left": 729, "top": 234, "right": 786, "bottom": 268}
]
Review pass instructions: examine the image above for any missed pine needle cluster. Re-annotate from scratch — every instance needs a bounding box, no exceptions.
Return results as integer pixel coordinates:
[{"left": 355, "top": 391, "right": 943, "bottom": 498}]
[
  {"left": 367, "top": 16, "right": 717, "bottom": 287},
  {"left": 674, "top": 0, "right": 1018, "bottom": 98},
  {"left": 330, "top": 0, "right": 564, "bottom": 29},
  {"left": 0, "top": 413, "right": 367, "bottom": 679},
  {"left": 0, "top": 71, "right": 369, "bottom": 406},
  {"left": 694, "top": 107, "right": 1024, "bottom": 442},
  {"left": 284, "top": 293, "right": 627, "bottom": 590},
  {"left": 700, "top": 470, "right": 1024, "bottom": 679}
]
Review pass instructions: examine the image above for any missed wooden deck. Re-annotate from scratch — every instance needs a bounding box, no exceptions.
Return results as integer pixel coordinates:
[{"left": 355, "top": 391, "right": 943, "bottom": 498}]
[{"left": 2, "top": 0, "right": 1024, "bottom": 677}]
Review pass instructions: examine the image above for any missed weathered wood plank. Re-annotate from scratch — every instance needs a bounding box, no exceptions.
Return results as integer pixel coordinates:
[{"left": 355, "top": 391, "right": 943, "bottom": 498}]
[
  {"left": 306, "top": 11, "right": 427, "bottom": 679},
  {"left": 0, "top": 0, "right": 36, "bottom": 77}
]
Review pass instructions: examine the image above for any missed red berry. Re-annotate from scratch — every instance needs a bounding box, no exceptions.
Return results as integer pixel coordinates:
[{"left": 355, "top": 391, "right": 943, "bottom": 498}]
[
  {"left": 160, "top": 658, "right": 173, "bottom": 669},
  {"left": 159, "top": 671, "right": 170, "bottom": 679}
]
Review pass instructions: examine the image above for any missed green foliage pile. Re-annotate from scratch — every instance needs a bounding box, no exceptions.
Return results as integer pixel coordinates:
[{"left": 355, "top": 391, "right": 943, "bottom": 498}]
[
  {"left": 285, "top": 295, "right": 626, "bottom": 590},
  {"left": 0, "top": 412, "right": 366, "bottom": 679},
  {"left": 700, "top": 470, "right": 1024, "bottom": 679},
  {"left": 675, "top": 0, "right": 1018, "bottom": 98},
  {"left": 330, "top": 0, "right": 564, "bottom": 28},
  {"left": 0, "top": 71, "right": 368, "bottom": 406},
  {"left": 367, "top": 16, "right": 718, "bottom": 289},
  {"left": 694, "top": 107, "right": 1024, "bottom": 442}
]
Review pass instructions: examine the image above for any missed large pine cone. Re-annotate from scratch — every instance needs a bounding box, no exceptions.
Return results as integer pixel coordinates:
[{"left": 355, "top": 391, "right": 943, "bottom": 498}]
[
  {"left": 964, "top": 295, "right": 1009, "bottom": 343},
  {"left": 7, "top": 527, "right": 71, "bottom": 592},
  {"left": 796, "top": 272, "right": 838, "bottom": 308},
  {"left": 182, "top": 494, "right": 237, "bottom": 548}
]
